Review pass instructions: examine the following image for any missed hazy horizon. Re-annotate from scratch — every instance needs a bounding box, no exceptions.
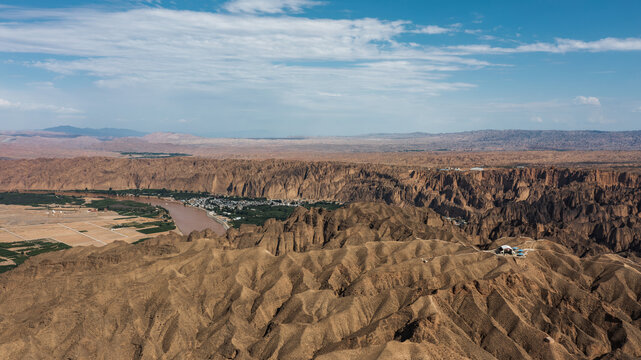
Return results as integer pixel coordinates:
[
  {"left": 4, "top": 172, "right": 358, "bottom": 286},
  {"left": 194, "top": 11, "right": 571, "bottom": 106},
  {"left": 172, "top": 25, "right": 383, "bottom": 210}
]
[{"left": 4, "top": 125, "right": 641, "bottom": 140}]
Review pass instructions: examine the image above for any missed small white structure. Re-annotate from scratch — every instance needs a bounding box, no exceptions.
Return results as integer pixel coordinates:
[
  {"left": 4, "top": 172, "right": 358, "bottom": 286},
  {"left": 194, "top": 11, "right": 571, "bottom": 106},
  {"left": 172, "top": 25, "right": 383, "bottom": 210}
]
[
  {"left": 470, "top": 167, "right": 484, "bottom": 171},
  {"left": 495, "top": 245, "right": 513, "bottom": 255}
]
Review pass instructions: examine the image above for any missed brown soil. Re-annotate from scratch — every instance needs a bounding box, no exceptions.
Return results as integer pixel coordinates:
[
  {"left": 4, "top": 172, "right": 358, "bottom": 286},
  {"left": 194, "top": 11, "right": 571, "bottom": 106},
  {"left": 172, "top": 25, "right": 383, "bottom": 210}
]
[
  {"left": 0, "top": 205, "right": 173, "bottom": 246},
  {"left": 0, "top": 203, "right": 639, "bottom": 359},
  {"left": 1, "top": 157, "right": 640, "bottom": 256}
]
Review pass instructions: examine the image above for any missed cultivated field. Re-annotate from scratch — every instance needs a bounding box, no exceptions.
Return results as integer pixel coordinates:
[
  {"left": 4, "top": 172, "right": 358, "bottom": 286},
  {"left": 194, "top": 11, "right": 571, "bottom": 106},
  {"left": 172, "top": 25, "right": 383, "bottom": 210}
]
[{"left": 0, "top": 204, "right": 175, "bottom": 247}]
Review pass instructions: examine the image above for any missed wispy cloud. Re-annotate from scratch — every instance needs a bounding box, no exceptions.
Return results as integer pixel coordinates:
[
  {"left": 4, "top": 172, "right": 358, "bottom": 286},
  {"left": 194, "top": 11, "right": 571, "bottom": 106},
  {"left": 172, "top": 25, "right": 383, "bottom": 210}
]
[
  {"left": 469, "top": 97, "right": 606, "bottom": 114},
  {"left": 414, "top": 25, "right": 453, "bottom": 34},
  {"left": 0, "top": 7, "right": 481, "bottom": 101},
  {"left": 449, "top": 37, "right": 641, "bottom": 54},
  {"left": 574, "top": 96, "right": 601, "bottom": 106},
  {"left": 0, "top": 97, "right": 82, "bottom": 114},
  {"left": 223, "top": 0, "right": 323, "bottom": 14},
  {"left": 413, "top": 23, "right": 463, "bottom": 35}
]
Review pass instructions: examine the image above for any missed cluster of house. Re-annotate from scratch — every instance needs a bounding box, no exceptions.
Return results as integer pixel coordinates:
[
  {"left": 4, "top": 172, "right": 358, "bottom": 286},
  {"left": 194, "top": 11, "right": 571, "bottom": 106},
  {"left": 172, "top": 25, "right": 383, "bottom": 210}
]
[
  {"left": 436, "top": 167, "right": 485, "bottom": 172},
  {"left": 186, "top": 196, "right": 300, "bottom": 212}
]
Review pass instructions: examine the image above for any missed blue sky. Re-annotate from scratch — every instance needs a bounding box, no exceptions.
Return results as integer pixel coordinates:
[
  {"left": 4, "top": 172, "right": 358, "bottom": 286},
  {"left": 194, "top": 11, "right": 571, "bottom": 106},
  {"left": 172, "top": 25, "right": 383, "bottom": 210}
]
[{"left": 0, "top": 0, "right": 640, "bottom": 137}]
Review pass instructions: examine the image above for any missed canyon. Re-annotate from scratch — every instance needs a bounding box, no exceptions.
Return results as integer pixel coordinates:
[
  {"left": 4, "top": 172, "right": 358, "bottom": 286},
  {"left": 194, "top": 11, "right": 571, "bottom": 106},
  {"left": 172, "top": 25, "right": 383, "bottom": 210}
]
[
  {"left": 1, "top": 156, "right": 641, "bottom": 359},
  {"left": 1, "top": 157, "right": 640, "bottom": 257}
]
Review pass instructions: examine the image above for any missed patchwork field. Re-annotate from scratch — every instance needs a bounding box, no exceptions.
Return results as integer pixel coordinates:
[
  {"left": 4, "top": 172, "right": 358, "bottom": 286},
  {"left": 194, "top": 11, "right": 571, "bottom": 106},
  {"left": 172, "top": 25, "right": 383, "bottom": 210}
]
[{"left": 0, "top": 204, "right": 176, "bottom": 247}]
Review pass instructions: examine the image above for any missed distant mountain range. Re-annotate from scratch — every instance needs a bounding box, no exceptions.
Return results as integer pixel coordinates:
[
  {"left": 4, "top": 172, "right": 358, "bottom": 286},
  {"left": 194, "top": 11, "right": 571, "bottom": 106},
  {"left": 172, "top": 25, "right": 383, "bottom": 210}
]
[
  {"left": 358, "top": 130, "right": 641, "bottom": 151},
  {"left": 3, "top": 127, "right": 641, "bottom": 159},
  {"left": 44, "top": 126, "right": 147, "bottom": 139},
  {"left": 28, "top": 127, "right": 641, "bottom": 150}
]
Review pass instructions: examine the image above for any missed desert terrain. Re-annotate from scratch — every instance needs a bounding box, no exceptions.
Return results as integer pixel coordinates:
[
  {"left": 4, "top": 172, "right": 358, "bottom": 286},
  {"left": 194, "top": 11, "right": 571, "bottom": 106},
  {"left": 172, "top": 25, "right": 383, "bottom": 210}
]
[
  {"left": 3, "top": 129, "right": 641, "bottom": 169},
  {"left": 0, "top": 203, "right": 639, "bottom": 359},
  {"left": 0, "top": 133, "right": 641, "bottom": 358},
  {"left": 2, "top": 157, "right": 641, "bottom": 256},
  {"left": 2, "top": 0, "right": 638, "bottom": 357}
]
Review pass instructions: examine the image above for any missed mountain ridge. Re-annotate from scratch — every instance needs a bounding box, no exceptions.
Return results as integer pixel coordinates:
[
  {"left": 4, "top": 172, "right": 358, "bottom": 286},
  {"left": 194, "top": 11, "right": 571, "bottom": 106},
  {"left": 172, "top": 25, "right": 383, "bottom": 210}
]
[
  {"left": 0, "top": 203, "right": 639, "bottom": 359},
  {"left": 1, "top": 157, "right": 640, "bottom": 256}
]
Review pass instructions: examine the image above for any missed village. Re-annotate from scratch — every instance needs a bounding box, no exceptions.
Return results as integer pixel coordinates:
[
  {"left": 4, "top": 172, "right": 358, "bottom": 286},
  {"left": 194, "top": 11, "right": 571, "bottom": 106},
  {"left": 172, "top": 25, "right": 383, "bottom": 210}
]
[
  {"left": 186, "top": 196, "right": 301, "bottom": 212},
  {"left": 184, "top": 195, "right": 341, "bottom": 228}
]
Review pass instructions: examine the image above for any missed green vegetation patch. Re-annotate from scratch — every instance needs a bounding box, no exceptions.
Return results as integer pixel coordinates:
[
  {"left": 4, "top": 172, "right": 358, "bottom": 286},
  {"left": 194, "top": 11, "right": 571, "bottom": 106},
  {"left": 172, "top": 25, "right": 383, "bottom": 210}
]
[
  {"left": 137, "top": 222, "right": 176, "bottom": 234},
  {"left": 86, "top": 198, "right": 165, "bottom": 218},
  {"left": 113, "top": 221, "right": 146, "bottom": 229},
  {"left": 84, "top": 188, "right": 208, "bottom": 201},
  {"left": 301, "top": 201, "right": 343, "bottom": 211},
  {"left": 113, "top": 219, "right": 177, "bottom": 234},
  {"left": 113, "top": 220, "right": 171, "bottom": 229},
  {"left": 227, "top": 204, "right": 295, "bottom": 228},
  {"left": 221, "top": 201, "right": 343, "bottom": 228},
  {"left": 120, "top": 152, "right": 191, "bottom": 158},
  {"left": 132, "top": 237, "right": 152, "bottom": 245},
  {"left": 0, "top": 239, "right": 71, "bottom": 274},
  {"left": 0, "top": 192, "right": 84, "bottom": 207}
]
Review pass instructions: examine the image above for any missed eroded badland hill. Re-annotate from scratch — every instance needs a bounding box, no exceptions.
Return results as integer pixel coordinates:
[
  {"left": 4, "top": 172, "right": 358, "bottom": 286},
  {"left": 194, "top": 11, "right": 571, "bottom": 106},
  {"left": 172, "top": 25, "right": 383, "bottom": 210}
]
[
  {"left": 1, "top": 203, "right": 640, "bottom": 359},
  {"left": 1, "top": 157, "right": 640, "bottom": 256},
  {"left": 0, "top": 158, "right": 641, "bottom": 359}
]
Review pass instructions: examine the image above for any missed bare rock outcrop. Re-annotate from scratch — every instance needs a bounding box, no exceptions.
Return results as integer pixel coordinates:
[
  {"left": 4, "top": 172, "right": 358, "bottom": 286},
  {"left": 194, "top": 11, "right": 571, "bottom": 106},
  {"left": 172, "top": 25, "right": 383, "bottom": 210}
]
[
  {"left": 1, "top": 158, "right": 641, "bottom": 255},
  {"left": 0, "top": 203, "right": 640, "bottom": 359},
  {"left": 189, "top": 203, "right": 469, "bottom": 255}
]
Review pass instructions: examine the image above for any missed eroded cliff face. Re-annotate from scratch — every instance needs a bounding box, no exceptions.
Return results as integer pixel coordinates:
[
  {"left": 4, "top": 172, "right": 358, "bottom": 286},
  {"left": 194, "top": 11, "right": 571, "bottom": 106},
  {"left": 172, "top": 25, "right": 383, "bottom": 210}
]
[
  {"left": 188, "top": 203, "right": 470, "bottom": 255},
  {"left": 1, "top": 203, "right": 640, "bottom": 359},
  {"left": 1, "top": 157, "right": 640, "bottom": 255}
]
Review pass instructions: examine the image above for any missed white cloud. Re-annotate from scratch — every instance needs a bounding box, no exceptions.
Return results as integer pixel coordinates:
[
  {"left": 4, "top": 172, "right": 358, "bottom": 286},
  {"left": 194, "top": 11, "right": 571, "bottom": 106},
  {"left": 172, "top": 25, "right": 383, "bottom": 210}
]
[
  {"left": 531, "top": 116, "right": 543, "bottom": 123},
  {"left": 0, "top": 97, "right": 82, "bottom": 114},
  {"left": 223, "top": 0, "right": 322, "bottom": 14},
  {"left": 449, "top": 37, "right": 641, "bottom": 55},
  {"left": 1, "top": 7, "right": 636, "bottom": 99},
  {"left": 574, "top": 96, "right": 601, "bottom": 106},
  {"left": 554, "top": 37, "right": 641, "bottom": 52},
  {"left": 415, "top": 25, "right": 452, "bottom": 34},
  {"left": 0, "top": 7, "right": 481, "bottom": 102},
  {"left": 414, "top": 23, "right": 462, "bottom": 35}
]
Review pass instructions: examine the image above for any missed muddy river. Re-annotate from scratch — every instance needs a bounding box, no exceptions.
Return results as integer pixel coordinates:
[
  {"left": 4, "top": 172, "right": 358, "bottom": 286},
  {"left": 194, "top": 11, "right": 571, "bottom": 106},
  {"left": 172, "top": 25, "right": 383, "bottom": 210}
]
[
  {"left": 117, "top": 196, "right": 227, "bottom": 236},
  {"left": 38, "top": 191, "right": 227, "bottom": 236}
]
